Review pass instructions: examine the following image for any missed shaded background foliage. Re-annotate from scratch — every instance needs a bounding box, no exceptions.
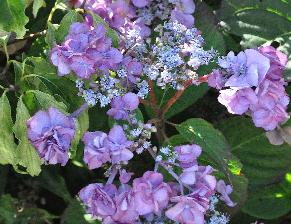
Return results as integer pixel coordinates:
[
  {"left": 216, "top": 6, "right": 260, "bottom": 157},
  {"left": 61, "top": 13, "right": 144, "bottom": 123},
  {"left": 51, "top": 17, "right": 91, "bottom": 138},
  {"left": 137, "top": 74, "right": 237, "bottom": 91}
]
[{"left": 0, "top": 0, "right": 290, "bottom": 223}]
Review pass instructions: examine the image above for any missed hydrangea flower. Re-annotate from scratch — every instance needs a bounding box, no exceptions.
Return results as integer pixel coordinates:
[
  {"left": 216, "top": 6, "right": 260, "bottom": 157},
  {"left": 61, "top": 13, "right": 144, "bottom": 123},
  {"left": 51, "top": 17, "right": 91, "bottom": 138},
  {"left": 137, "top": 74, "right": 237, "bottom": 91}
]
[
  {"left": 216, "top": 180, "right": 236, "bottom": 207},
  {"left": 109, "top": 187, "right": 138, "bottom": 223},
  {"left": 79, "top": 183, "right": 117, "bottom": 218},
  {"left": 209, "top": 46, "right": 289, "bottom": 131},
  {"left": 104, "top": 125, "right": 134, "bottom": 164},
  {"left": 50, "top": 22, "right": 123, "bottom": 79},
  {"left": 107, "top": 92, "right": 139, "bottom": 120},
  {"left": 82, "top": 131, "right": 110, "bottom": 169},
  {"left": 219, "top": 50, "right": 270, "bottom": 88},
  {"left": 133, "top": 171, "right": 172, "bottom": 216},
  {"left": 166, "top": 194, "right": 207, "bottom": 224},
  {"left": 27, "top": 108, "right": 75, "bottom": 166},
  {"left": 175, "top": 144, "right": 202, "bottom": 169}
]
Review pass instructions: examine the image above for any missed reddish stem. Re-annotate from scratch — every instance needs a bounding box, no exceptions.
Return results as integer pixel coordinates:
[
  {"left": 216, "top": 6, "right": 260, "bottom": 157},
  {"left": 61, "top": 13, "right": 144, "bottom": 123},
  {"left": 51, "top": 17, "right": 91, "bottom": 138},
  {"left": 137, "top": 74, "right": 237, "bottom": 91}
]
[
  {"left": 148, "top": 80, "right": 160, "bottom": 116},
  {"left": 162, "top": 76, "right": 209, "bottom": 115}
]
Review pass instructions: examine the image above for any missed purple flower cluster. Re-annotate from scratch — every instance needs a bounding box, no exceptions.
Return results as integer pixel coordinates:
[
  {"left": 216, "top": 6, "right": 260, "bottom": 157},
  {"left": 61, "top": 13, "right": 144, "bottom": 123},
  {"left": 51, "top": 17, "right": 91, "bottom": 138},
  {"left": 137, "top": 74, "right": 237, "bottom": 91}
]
[
  {"left": 79, "top": 144, "right": 236, "bottom": 223},
  {"left": 107, "top": 92, "right": 139, "bottom": 120},
  {"left": 134, "top": 0, "right": 196, "bottom": 28},
  {"left": 83, "top": 125, "right": 133, "bottom": 169},
  {"left": 85, "top": 0, "right": 150, "bottom": 36},
  {"left": 51, "top": 21, "right": 123, "bottom": 79},
  {"left": 27, "top": 108, "right": 75, "bottom": 166},
  {"left": 208, "top": 46, "right": 289, "bottom": 131}
]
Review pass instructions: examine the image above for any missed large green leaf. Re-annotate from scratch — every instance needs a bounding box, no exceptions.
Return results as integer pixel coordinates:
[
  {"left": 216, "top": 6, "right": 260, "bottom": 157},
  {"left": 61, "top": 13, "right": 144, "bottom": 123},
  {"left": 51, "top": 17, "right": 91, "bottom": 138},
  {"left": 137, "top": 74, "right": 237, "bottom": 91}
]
[
  {"left": 0, "top": 194, "right": 15, "bottom": 224},
  {"left": 70, "top": 108, "right": 89, "bottom": 158},
  {"left": 32, "top": 0, "right": 46, "bottom": 18},
  {"left": 195, "top": 1, "right": 226, "bottom": 55},
  {"left": 217, "top": 117, "right": 291, "bottom": 187},
  {"left": 0, "top": 0, "right": 29, "bottom": 38},
  {"left": 28, "top": 90, "right": 68, "bottom": 112},
  {"left": 0, "top": 194, "right": 57, "bottom": 223},
  {"left": 164, "top": 84, "right": 209, "bottom": 119},
  {"left": 0, "top": 93, "right": 17, "bottom": 165},
  {"left": 38, "top": 168, "right": 72, "bottom": 203},
  {"left": 176, "top": 118, "right": 248, "bottom": 208},
  {"left": 242, "top": 172, "right": 291, "bottom": 219},
  {"left": 13, "top": 97, "right": 42, "bottom": 176},
  {"left": 62, "top": 199, "right": 88, "bottom": 224},
  {"left": 217, "top": 0, "right": 291, "bottom": 77}
]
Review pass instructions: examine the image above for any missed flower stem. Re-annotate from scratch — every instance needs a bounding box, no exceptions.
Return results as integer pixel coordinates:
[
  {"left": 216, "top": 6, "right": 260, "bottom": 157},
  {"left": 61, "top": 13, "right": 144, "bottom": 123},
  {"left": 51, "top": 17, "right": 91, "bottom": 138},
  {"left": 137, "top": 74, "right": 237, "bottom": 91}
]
[
  {"left": 70, "top": 103, "right": 89, "bottom": 118},
  {"left": 106, "top": 166, "right": 118, "bottom": 185},
  {"left": 148, "top": 80, "right": 160, "bottom": 116},
  {"left": 162, "top": 80, "right": 192, "bottom": 115}
]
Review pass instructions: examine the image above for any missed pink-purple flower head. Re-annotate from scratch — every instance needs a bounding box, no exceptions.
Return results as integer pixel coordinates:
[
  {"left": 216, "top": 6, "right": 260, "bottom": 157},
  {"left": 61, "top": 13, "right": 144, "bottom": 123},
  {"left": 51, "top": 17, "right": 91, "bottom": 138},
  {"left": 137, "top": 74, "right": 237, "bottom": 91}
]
[
  {"left": 83, "top": 125, "right": 133, "bottom": 169},
  {"left": 131, "top": 0, "right": 151, "bottom": 8},
  {"left": 165, "top": 193, "right": 208, "bottom": 224},
  {"left": 82, "top": 131, "right": 110, "bottom": 169},
  {"left": 79, "top": 183, "right": 117, "bottom": 218},
  {"left": 209, "top": 46, "right": 289, "bottom": 131},
  {"left": 259, "top": 46, "right": 288, "bottom": 81},
  {"left": 218, "top": 50, "right": 270, "bottom": 89},
  {"left": 104, "top": 125, "right": 133, "bottom": 164},
  {"left": 85, "top": 0, "right": 136, "bottom": 30},
  {"left": 133, "top": 171, "right": 172, "bottom": 216},
  {"left": 27, "top": 108, "right": 75, "bottom": 166},
  {"left": 107, "top": 92, "right": 139, "bottom": 120},
  {"left": 171, "top": 0, "right": 196, "bottom": 28},
  {"left": 175, "top": 144, "right": 202, "bottom": 169},
  {"left": 50, "top": 22, "right": 123, "bottom": 79}
]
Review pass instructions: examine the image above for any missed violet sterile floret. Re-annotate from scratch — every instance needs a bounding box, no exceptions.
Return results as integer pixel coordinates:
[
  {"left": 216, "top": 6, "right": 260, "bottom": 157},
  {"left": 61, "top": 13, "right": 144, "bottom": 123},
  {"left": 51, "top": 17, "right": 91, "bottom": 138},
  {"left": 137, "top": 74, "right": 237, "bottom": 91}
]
[
  {"left": 107, "top": 92, "right": 139, "bottom": 120},
  {"left": 82, "top": 131, "right": 110, "bottom": 170},
  {"left": 103, "top": 125, "right": 134, "bottom": 164},
  {"left": 133, "top": 171, "right": 172, "bottom": 216},
  {"left": 27, "top": 107, "right": 75, "bottom": 166}
]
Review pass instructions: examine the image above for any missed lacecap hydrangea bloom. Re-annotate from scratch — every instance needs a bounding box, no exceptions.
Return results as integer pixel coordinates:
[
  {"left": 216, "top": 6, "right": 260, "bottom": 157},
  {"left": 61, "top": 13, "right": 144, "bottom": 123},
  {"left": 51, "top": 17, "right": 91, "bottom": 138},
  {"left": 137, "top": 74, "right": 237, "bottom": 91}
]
[
  {"left": 79, "top": 143, "right": 236, "bottom": 223},
  {"left": 208, "top": 46, "right": 289, "bottom": 131},
  {"left": 27, "top": 107, "right": 75, "bottom": 166}
]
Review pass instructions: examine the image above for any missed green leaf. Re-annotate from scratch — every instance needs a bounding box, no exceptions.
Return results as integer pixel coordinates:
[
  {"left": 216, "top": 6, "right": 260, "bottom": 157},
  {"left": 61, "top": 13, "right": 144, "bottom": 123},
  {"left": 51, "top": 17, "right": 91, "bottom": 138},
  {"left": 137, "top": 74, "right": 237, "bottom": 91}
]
[
  {"left": 28, "top": 56, "right": 57, "bottom": 77},
  {"left": 28, "top": 90, "right": 67, "bottom": 112},
  {"left": 146, "top": 84, "right": 209, "bottom": 119},
  {"left": 89, "top": 12, "right": 119, "bottom": 48},
  {"left": 56, "top": 10, "right": 83, "bottom": 43},
  {"left": 217, "top": 117, "right": 291, "bottom": 187},
  {"left": 13, "top": 97, "right": 42, "bottom": 176},
  {"left": 38, "top": 168, "right": 72, "bottom": 202},
  {"left": 0, "top": 194, "right": 15, "bottom": 224},
  {"left": 0, "top": 194, "right": 57, "bottom": 224},
  {"left": 0, "top": 93, "right": 17, "bottom": 165},
  {"left": 62, "top": 199, "right": 88, "bottom": 224},
  {"left": 0, "top": 0, "right": 29, "bottom": 38},
  {"left": 45, "top": 22, "right": 57, "bottom": 48},
  {"left": 70, "top": 108, "right": 89, "bottom": 158},
  {"left": 32, "top": 0, "right": 46, "bottom": 18},
  {"left": 165, "top": 84, "right": 209, "bottom": 119},
  {"left": 242, "top": 174, "right": 291, "bottom": 219},
  {"left": 195, "top": 1, "right": 226, "bottom": 55},
  {"left": 217, "top": 0, "right": 291, "bottom": 77}
]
